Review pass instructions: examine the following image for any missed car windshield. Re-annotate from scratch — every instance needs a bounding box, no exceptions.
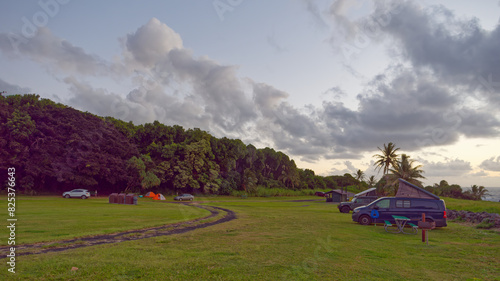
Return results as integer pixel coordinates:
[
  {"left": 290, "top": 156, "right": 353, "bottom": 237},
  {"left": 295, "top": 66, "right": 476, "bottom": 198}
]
[{"left": 367, "top": 198, "right": 384, "bottom": 207}]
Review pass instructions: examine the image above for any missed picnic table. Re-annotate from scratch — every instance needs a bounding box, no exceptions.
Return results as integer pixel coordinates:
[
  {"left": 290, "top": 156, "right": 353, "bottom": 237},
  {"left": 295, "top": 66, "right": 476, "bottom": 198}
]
[{"left": 384, "top": 215, "right": 418, "bottom": 234}]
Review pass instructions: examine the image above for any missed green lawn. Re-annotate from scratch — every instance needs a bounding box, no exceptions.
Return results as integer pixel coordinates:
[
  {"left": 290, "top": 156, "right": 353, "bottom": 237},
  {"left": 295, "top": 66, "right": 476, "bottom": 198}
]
[
  {"left": 1, "top": 196, "right": 499, "bottom": 280},
  {"left": 444, "top": 197, "right": 500, "bottom": 214},
  {"left": 0, "top": 196, "right": 210, "bottom": 245}
]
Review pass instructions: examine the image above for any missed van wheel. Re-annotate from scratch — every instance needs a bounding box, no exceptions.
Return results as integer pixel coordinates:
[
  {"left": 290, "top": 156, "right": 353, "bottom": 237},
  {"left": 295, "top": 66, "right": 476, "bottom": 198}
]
[
  {"left": 341, "top": 206, "right": 350, "bottom": 213},
  {"left": 359, "top": 215, "right": 372, "bottom": 225}
]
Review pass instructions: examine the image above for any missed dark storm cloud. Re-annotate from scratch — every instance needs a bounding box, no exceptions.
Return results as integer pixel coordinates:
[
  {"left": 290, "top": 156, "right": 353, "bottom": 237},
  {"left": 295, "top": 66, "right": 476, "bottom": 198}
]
[{"left": 380, "top": 2, "right": 500, "bottom": 83}]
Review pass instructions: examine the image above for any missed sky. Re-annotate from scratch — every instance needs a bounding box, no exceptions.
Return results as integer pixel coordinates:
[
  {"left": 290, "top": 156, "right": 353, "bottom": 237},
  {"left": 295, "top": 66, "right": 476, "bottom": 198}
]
[{"left": 1, "top": 0, "right": 499, "bottom": 188}]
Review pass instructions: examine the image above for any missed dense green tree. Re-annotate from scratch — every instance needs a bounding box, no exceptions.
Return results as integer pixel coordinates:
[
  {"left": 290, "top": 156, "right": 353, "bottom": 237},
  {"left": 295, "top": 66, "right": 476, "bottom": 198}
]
[{"left": 126, "top": 155, "right": 161, "bottom": 192}]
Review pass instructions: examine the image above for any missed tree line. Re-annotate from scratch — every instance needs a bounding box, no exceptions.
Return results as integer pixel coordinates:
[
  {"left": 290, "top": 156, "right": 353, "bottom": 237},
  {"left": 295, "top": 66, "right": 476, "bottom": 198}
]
[
  {"left": 1, "top": 94, "right": 488, "bottom": 200},
  {"left": 1, "top": 94, "right": 360, "bottom": 195}
]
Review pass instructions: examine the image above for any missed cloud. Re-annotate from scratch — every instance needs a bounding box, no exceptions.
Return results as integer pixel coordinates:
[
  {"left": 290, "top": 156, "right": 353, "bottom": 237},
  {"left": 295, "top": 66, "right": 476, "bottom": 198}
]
[
  {"left": 0, "top": 27, "right": 108, "bottom": 76},
  {"left": 1, "top": 12, "right": 499, "bottom": 167},
  {"left": 301, "top": 0, "right": 330, "bottom": 29},
  {"left": 266, "top": 33, "right": 287, "bottom": 53},
  {"left": 125, "top": 18, "right": 183, "bottom": 67},
  {"left": 419, "top": 158, "right": 473, "bottom": 177},
  {"left": 0, "top": 78, "right": 31, "bottom": 95},
  {"left": 480, "top": 156, "right": 500, "bottom": 171},
  {"left": 318, "top": 0, "right": 500, "bottom": 155}
]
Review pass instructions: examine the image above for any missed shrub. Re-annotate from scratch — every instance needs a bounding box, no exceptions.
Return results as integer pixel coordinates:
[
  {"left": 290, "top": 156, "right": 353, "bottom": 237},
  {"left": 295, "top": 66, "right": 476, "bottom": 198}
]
[{"left": 476, "top": 218, "right": 495, "bottom": 229}]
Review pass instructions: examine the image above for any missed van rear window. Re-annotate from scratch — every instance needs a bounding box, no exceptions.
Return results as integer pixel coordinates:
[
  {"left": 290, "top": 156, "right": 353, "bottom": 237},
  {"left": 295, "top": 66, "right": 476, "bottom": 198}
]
[
  {"left": 412, "top": 201, "right": 439, "bottom": 209},
  {"left": 396, "top": 200, "right": 411, "bottom": 208}
]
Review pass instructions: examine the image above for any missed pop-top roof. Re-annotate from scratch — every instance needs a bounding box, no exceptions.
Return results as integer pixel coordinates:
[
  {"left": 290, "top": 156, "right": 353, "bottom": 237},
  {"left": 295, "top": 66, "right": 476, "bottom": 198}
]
[
  {"left": 354, "top": 187, "right": 377, "bottom": 197},
  {"left": 396, "top": 179, "right": 439, "bottom": 199}
]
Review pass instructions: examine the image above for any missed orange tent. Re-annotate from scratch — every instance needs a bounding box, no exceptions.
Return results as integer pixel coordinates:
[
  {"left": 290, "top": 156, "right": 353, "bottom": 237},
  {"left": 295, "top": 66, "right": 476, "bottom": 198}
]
[
  {"left": 145, "top": 191, "right": 156, "bottom": 198},
  {"left": 153, "top": 193, "right": 166, "bottom": 200}
]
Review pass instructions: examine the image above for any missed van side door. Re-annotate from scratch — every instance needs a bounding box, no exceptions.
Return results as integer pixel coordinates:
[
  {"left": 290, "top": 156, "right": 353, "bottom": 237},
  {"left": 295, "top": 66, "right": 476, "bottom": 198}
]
[
  {"left": 394, "top": 199, "right": 412, "bottom": 220},
  {"left": 372, "top": 198, "right": 391, "bottom": 221}
]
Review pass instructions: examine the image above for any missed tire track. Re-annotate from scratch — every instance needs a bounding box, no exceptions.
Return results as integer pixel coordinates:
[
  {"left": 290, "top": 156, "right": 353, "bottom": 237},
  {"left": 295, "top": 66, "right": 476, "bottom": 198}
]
[{"left": 0, "top": 204, "right": 236, "bottom": 257}]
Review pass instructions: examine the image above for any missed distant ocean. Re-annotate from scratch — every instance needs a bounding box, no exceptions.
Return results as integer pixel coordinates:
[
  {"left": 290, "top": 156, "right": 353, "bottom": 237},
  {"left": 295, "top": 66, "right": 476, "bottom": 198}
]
[{"left": 483, "top": 187, "right": 500, "bottom": 202}]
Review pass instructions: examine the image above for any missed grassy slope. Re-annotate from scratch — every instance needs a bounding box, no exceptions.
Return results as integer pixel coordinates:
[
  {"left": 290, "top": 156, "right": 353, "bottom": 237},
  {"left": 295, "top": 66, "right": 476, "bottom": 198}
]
[
  {"left": 1, "top": 197, "right": 499, "bottom": 280},
  {"left": 444, "top": 197, "right": 500, "bottom": 214}
]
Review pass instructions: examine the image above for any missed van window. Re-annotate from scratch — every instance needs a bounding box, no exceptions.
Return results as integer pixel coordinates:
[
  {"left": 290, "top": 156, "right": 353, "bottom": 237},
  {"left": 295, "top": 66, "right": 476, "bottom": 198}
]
[
  {"left": 396, "top": 200, "right": 411, "bottom": 208},
  {"left": 412, "top": 201, "right": 439, "bottom": 210},
  {"left": 375, "top": 199, "right": 390, "bottom": 208}
]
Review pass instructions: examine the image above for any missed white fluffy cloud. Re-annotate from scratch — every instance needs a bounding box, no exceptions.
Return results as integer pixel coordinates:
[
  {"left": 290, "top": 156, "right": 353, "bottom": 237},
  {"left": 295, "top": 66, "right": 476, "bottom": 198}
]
[{"left": 125, "top": 18, "right": 183, "bottom": 67}]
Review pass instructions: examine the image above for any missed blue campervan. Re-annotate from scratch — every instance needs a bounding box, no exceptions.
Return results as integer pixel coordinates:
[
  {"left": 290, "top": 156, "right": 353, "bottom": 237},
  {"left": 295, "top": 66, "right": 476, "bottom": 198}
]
[{"left": 351, "top": 179, "right": 447, "bottom": 227}]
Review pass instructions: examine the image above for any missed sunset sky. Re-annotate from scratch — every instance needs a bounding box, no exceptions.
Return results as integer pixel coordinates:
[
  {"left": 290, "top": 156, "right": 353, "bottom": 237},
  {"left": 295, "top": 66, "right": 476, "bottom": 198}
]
[{"left": 1, "top": 0, "right": 499, "bottom": 187}]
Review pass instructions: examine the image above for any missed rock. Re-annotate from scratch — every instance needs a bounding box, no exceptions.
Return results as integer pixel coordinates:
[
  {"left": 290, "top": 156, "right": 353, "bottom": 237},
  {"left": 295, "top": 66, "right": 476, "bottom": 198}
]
[
  {"left": 447, "top": 209, "right": 500, "bottom": 228},
  {"left": 71, "top": 267, "right": 78, "bottom": 271}
]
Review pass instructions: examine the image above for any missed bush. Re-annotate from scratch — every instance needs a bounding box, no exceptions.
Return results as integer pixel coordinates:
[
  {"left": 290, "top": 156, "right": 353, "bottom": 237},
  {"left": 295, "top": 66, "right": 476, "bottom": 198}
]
[{"left": 476, "top": 218, "right": 495, "bottom": 229}]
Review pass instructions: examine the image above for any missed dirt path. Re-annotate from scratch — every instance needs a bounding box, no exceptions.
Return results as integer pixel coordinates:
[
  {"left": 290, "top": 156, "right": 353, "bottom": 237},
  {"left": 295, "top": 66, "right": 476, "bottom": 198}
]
[{"left": 0, "top": 204, "right": 236, "bottom": 257}]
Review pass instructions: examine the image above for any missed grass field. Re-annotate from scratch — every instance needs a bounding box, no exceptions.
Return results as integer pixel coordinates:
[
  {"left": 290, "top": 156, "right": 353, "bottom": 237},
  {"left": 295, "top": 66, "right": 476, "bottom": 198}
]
[
  {"left": 444, "top": 197, "right": 500, "bottom": 214},
  {"left": 1, "top": 196, "right": 210, "bottom": 245},
  {"left": 1, "top": 196, "right": 499, "bottom": 280}
]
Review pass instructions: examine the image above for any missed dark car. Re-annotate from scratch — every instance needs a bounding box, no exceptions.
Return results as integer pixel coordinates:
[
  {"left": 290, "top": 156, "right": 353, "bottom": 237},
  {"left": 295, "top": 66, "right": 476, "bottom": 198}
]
[
  {"left": 174, "top": 194, "right": 194, "bottom": 201},
  {"left": 315, "top": 191, "right": 327, "bottom": 197},
  {"left": 352, "top": 197, "right": 447, "bottom": 227},
  {"left": 338, "top": 196, "right": 379, "bottom": 213}
]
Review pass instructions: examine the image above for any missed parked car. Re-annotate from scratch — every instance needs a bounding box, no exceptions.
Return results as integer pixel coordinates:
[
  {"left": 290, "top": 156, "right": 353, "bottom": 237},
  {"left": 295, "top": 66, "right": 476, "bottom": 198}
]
[
  {"left": 315, "top": 191, "right": 326, "bottom": 197},
  {"left": 352, "top": 197, "right": 447, "bottom": 227},
  {"left": 337, "top": 196, "right": 379, "bottom": 213},
  {"left": 62, "top": 189, "right": 91, "bottom": 199},
  {"left": 174, "top": 194, "right": 194, "bottom": 201}
]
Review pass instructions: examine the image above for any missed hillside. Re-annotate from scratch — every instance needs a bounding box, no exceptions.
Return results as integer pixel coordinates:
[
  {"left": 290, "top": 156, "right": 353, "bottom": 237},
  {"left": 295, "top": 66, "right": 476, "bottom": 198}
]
[{"left": 0, "top": 94, "right": 360, "bottom": 195}]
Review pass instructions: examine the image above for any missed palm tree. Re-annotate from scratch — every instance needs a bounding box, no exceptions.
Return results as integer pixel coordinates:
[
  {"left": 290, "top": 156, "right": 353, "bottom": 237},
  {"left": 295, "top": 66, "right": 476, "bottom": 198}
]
[
  {"left": 387, "top": 154, "right": 425, "bottom": 192},
  {"left": 367, "top": 175, "right": 377, "bottom": 187},
  {"left": 470, "top": 185, "right": 489, "bottom": 200},
  {"left": 355, "top": 169, "right": 365, "bottom": 182},
  {"left": 354, "top": 169, "right": 365, "bottom": 190},
  {"left": 373, "top": 142, "right": 400, "bottom": 175}
]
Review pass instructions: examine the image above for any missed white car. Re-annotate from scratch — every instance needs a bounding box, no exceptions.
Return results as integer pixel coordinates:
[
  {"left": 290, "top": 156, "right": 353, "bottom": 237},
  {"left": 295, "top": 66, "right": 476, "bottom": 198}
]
[{"left": 62, "top": 189, "right": 91, "bottom": 199}]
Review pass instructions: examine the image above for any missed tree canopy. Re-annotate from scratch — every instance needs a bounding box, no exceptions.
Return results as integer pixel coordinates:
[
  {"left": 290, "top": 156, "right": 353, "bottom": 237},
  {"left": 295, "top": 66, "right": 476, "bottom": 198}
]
[{"left": 1, "top": 94, "right": 353, "bottom": 195}]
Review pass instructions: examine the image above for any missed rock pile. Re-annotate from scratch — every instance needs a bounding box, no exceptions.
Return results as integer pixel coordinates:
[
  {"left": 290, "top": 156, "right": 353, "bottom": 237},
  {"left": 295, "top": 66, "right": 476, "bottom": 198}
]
[{"left": 447, "top": 209, "right": 500, "bottom": 228}]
